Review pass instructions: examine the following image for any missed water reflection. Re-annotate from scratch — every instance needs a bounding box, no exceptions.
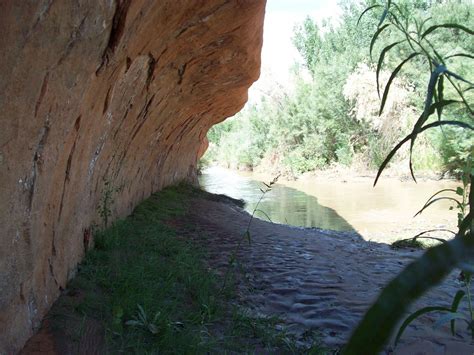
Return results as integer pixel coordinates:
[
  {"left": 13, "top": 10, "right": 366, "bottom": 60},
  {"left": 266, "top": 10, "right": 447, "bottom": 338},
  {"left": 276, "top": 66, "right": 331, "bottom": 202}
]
[{"left": 199, "top": 167, "right": 354, "bottom": 232}]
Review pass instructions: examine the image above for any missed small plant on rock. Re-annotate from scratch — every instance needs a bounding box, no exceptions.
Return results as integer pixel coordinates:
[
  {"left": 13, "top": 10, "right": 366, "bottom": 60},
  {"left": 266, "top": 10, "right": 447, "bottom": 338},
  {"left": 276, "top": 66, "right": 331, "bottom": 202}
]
[{"left": 97, "top": 177, "right": 121, "bottom": 229}]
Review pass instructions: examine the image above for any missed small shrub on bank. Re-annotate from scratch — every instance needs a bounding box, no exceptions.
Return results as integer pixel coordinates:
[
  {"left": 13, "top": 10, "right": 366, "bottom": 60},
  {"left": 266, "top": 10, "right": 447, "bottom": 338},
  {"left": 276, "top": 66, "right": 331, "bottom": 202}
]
[{"left": 391, "top": 238, "right": 425, "bottom": 250}]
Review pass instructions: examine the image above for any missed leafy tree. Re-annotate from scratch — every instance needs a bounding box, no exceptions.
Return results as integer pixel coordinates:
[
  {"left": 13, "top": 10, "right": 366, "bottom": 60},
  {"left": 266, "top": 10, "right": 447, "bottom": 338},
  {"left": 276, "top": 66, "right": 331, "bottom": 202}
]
[
  {"left": 292, "top": 17, "right": 322, "bottom": 75},
  {"left": 204, "top": 0, "right": 473, "bottom": 177}
]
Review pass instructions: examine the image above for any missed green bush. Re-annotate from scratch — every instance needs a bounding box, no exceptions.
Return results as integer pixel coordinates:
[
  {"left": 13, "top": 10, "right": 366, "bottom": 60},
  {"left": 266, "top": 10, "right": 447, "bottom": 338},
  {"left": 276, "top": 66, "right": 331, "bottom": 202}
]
[{"left": 204, "top": 0, "right": 473, "bottom": 177}]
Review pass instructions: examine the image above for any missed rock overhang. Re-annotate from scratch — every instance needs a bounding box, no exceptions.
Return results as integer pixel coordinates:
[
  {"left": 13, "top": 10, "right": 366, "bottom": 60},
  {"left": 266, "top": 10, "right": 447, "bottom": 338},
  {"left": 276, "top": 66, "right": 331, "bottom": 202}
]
[{"left": 0, "top": 0, "right": 265, "bottom": 352}]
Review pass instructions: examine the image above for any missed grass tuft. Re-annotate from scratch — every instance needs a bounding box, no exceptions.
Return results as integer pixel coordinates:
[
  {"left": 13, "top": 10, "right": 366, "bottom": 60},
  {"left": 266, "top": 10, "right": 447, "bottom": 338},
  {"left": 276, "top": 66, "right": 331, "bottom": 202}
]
[
  {"left": 391, "top": 238, "right": 425, "bottom": 250},
  {"left": 47, "top": 184, "right": 324, "bottom": 353}
]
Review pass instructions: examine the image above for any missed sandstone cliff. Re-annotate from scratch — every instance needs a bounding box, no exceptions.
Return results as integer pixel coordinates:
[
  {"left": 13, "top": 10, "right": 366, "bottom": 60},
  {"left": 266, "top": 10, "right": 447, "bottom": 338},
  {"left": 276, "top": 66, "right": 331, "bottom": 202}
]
[{"left": 0, "top": 1, "right": 265, "bottom": 352}]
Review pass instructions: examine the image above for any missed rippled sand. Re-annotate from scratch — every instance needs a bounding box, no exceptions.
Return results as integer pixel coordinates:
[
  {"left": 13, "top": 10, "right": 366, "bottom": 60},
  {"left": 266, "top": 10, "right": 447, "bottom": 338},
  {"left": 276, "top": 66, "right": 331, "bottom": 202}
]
[{"left": 183, "top": 193, "right": 474, "bottom": 354}]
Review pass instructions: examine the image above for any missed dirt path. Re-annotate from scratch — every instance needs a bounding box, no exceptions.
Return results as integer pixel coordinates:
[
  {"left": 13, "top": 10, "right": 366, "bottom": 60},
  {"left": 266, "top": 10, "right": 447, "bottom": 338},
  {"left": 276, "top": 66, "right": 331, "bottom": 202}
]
[{"left": 183, "top": 194, "right": 474, "bottom": 354}]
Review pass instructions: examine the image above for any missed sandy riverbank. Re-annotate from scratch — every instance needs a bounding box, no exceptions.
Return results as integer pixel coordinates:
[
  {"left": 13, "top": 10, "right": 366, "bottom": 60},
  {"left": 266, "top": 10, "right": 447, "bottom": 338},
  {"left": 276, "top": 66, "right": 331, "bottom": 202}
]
[{"left": 182, "top": 191, "right": 473, "bottom": 354}]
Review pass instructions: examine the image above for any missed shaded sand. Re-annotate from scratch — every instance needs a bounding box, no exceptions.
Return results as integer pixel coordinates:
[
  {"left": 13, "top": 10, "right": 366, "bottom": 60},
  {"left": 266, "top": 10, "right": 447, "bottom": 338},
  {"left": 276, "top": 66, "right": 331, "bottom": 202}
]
[
  {"left": 182, "top": 193, "right": 474, "bottom": 354},
  {"left": 21, "top": 190, "right": 473, "bottom": 354}
]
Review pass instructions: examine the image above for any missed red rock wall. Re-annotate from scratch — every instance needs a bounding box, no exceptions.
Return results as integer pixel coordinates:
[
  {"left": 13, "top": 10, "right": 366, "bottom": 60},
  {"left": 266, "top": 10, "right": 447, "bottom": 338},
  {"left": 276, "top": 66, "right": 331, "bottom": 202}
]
[{"left": 0, "top": 1, "right": 265, "bottom": 352}]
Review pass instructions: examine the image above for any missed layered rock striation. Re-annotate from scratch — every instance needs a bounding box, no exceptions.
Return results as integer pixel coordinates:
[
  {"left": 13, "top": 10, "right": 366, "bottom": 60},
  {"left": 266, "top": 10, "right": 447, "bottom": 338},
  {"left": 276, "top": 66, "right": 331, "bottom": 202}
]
[{"left": 0, "top": 0, "right": 265, "bottom": 352}]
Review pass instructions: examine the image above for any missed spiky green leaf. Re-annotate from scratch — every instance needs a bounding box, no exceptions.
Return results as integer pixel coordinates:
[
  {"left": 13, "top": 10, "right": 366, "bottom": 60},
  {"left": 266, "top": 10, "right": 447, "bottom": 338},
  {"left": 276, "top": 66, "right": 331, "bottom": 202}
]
[
  {"left": 379, "top": 53, "right": 421, "bottom": 116},
  {"left": 414, "top": 197, "right": 463, "bottom": 217},
  {"left": 446, "top": 53, "right": 474, "bottom": 60},
  {"left": 414, "top": 236, "right": 449, "bottom": 244},
  {"left": 255, "top": 209, "right": 273, "bottom": 223},
  {"left": 390, "top": 2, "right": 403, "bottom": 16},
  {"left": 419, "top": 17, "right": 432, "bottom": 32},
  {"left": 450, "top": 290, "right": 466, "bottom": 335},
  {"left": 376, "top": 41, "right": 405, "bottom": 97},
  {"left": 393, "top": 99, "right": 460, "bottom": 183},
  {"left": 378, "top": 8, "right": 388, "bottom": 27},
  {"left": 422, "top": 188, "right": 458, "bottom": 205},
  {"left": 445, "top": 75, "right": 474, "bottom": 115},
  {"left": 407, "top": 96, "right": 455, "bottom": 182},
  {"left": 413, "top": 229, "right": 456, "bottom": 240},
  {"left": 343, "top": 235, "right": 474, "bottom": 355},
  {"left": 446, "top": 70, "right": 474, "bottom": 86},
  {"left": 374, "top": 120, "right": 473, "bottom": 186},
  {"left": 434, "top": 312, "right": 469, "bottom": 330},
  {"left": 424, "top": 38, "right": 446, "bottom": 65},
  {"left": 394, "top": 306, "right": 451, "bottom": 347},
  {"left": 370, "top": 24, "right": 391, "bottom": 60},
  {"left": 422, "top": 65, "right": 447, "bottom": 121},
  {"left": 422, "top": 23, "right": 474, "bottom": 39},
  {"left": 244, "top": 230, "right": 251, "bottom": 245},
  {"left": 357, "top": 5, "right": 383, "bottom": 26},
  {"left": 436, "top": 75, "right": 444, "bottom": 120}
]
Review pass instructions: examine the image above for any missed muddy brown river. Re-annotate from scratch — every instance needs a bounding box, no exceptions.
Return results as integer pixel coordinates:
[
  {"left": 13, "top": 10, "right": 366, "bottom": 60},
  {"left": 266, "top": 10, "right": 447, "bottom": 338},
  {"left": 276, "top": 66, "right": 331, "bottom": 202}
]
[{"left": 199, "top": 166, "right": 461, "bottom": 243}]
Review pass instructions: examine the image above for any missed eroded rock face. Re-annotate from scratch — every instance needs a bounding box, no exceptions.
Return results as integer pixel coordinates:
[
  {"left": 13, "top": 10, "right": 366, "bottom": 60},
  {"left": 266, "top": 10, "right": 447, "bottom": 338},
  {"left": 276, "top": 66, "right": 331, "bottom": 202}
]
[{"left": 0, "top": 1, "right": 265, "bottom": 351}]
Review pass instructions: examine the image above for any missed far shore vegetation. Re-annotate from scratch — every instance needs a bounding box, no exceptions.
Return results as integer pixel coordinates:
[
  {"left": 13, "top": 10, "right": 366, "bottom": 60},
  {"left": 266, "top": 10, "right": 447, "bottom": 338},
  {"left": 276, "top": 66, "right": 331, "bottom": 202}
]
[{"left": 202, "top": 0, "right": 473, "bottom": 180}]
